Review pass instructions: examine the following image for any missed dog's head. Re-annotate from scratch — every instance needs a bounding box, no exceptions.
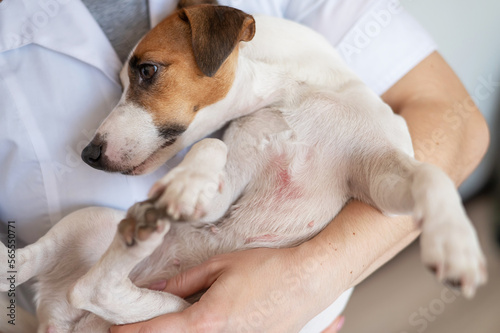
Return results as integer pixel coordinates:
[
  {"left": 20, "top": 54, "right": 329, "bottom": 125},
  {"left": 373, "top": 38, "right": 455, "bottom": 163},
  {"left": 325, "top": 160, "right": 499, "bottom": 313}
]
[{"left": 81, "top": 5, "right": 255, "bottom": 175}]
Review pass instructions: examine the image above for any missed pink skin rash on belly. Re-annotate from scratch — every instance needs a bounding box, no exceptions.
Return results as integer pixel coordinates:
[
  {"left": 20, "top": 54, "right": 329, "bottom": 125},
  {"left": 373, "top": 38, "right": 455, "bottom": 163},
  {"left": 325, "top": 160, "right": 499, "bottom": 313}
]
[{"left": 273, "top": 154, "right": 302, "bottom": 200}]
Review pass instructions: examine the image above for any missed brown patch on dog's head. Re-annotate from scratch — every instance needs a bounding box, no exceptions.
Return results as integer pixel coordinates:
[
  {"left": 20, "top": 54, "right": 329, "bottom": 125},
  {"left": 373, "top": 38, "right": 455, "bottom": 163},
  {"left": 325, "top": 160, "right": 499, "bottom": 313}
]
[
  {"left": 127, "top": 5, "right": 256, "bottom": 130},
  {"left": 184, "top": 5, "right": 256, "bottom": 77},
  {"left": 82, "top": 5, "right": 256, "bottom": 175}
]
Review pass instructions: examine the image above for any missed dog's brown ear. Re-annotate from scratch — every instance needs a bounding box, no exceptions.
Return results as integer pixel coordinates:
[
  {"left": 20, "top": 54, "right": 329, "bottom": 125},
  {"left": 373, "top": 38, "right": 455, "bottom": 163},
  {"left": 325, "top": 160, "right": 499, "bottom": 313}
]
[
  {"left": 177, "top": 0, "right": 218, "bottom": 9},
  {"left": 181, "top": 5, "right": 256, "bottom": 77}
]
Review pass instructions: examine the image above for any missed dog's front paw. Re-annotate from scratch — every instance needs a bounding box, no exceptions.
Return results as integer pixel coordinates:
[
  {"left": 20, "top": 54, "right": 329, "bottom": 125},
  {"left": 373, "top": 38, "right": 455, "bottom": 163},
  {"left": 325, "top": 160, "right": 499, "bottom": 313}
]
[
  {"left": 118, "top": 201, "right": 171, "bottom": 247},
  {"left": 149, "top": 167, "right": 223, "bottom": 221},
  {"left": 420, "top": 212, "right": 487, "bottom": 298}
]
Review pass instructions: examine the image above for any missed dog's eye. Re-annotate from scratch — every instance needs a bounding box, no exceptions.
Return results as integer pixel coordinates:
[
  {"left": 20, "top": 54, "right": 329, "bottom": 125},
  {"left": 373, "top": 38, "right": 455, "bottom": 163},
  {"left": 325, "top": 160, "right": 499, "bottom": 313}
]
[{"left": 139, "top": 64, "right": 158, "bottom": 80}]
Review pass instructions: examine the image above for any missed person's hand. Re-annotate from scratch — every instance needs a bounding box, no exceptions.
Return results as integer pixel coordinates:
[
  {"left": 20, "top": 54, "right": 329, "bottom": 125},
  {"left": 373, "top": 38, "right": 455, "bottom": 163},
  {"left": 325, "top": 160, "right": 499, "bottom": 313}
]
[{"left": 110, "top": 246, "right": 345, "bottom": 333}]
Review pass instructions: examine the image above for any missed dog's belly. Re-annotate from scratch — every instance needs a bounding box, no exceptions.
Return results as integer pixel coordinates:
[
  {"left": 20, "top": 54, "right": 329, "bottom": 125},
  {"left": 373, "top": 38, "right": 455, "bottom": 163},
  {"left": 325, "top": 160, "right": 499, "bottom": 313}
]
[
  {"left": 130, "top": 148, "right": 349, "bottom": 287},
  {"left": 224, "top": 168, "right": 349, "bottom": 247}
]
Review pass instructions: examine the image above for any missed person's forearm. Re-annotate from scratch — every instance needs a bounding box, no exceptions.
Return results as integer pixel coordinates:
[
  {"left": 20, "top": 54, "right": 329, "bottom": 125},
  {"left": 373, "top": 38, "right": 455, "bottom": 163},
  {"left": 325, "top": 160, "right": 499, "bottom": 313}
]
[
  {"left": 297, "top": 200, "right": 418, "bottom": 290},
  {"left": 296, "top": 52, "right": 489, "bottom": 292}
]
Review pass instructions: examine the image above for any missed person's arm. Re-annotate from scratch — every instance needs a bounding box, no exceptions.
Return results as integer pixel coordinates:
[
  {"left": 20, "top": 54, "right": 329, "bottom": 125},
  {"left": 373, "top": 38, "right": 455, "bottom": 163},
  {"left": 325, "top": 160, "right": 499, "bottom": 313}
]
[{"left": 111, "top": 51, "right": 489, "bottom": 333}]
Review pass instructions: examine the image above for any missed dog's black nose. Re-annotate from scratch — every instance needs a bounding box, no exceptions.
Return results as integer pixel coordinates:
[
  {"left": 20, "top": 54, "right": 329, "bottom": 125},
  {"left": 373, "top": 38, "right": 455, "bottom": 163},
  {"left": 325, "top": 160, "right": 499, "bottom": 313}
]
[{"left": 81, "top": 142, "right": 104, "bottom": 170}]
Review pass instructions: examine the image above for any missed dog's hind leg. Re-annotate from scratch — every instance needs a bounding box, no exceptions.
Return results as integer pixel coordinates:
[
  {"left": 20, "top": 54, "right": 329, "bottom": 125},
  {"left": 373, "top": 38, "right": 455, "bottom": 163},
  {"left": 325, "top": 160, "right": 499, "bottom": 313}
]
[
  {"left": 320, "top": 82, "right": 487, "bottom": 297},
  {"left": 350, "top": 147, "right": 487, "bottom": 298},
  {"left": 0, "top": 207, "right": 123, "bottom": 293},
  {"left": 68, "top": 200, "right": 190, "bottom": 325}
]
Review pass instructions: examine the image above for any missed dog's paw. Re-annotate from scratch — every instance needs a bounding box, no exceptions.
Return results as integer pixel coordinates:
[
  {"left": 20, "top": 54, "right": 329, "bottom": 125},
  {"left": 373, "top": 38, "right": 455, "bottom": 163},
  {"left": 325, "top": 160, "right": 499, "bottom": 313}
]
[
  {"left": 118, "top": 201, "right": 171, "bottom": 247},
  {"left": 149, "top": 166, "right": 223, "bottom": 221},
  {"left": 420, "top": 213, "right": 487, "bottom": 298}
]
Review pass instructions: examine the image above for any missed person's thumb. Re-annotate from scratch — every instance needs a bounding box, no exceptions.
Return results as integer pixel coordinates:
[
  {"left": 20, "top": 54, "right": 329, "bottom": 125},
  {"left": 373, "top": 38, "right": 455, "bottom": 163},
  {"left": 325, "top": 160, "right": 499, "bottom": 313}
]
[{"left": 148, "top": 260, "right": 223, "bottom": 298}]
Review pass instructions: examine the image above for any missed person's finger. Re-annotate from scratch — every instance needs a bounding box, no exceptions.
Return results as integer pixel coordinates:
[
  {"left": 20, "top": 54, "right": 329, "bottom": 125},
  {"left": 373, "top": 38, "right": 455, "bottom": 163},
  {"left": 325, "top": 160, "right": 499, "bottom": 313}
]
[
  {"left": 148, "top": 258, "right": 224, "bottom": 298},
  {"left": 110, "top": 311, "right": 190, "bottom": 333},
  {"left": 321, "top": 315, "right": 345, "bottom": 333}
]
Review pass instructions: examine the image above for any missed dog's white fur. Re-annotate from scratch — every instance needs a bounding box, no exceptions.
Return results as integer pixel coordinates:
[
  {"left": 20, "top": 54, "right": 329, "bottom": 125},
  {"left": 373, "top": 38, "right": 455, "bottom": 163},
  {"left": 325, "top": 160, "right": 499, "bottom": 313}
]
[{"left": 0, "top": 14, "right": 487, "bottom": 333}]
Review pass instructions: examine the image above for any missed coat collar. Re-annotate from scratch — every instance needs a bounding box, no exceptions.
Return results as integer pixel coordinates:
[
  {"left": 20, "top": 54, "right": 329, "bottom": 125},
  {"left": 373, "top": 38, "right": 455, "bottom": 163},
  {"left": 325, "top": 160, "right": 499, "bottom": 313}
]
[
  {"left": 0, "top": 0, "right": 122, "bottom": 85},
  {"left": 0, "top": 0, "right": 195, "bottom": 83}
]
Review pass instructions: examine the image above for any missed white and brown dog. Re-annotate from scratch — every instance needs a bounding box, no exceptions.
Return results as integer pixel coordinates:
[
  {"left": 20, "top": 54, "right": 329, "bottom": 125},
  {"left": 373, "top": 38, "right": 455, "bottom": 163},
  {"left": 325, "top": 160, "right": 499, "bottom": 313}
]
[{"left": 0, "top": 2, "right": 487, "bottom": 332}]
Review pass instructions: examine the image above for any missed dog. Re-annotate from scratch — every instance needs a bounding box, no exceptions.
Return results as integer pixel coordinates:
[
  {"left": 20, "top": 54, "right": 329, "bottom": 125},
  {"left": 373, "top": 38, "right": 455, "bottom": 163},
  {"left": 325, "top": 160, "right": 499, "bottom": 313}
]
[{"left": 0, "top": 3, "right": 487, "bottom": 332}]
